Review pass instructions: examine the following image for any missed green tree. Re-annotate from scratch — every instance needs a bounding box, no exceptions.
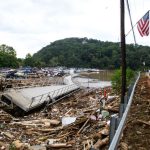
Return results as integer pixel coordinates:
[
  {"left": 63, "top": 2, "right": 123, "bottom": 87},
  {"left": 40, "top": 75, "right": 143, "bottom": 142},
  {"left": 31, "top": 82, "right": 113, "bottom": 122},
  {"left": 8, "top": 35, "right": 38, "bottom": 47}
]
[
  {"left": 111, "top": 68, "right": 134, "bottom": 94},
  {"left": 24, "top": 53, "right": 35, "bottom": 67},
  {"left": 0, "top": 44, "right": 18, "bottom": 68}
]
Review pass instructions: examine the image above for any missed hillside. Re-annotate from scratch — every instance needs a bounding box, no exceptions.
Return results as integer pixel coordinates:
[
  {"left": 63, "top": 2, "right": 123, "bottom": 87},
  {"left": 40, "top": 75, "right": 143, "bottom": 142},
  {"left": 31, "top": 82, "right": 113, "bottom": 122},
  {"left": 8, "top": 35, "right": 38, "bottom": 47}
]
[{"left": 32, "top": 37, "right": 150, "bottom": 69}]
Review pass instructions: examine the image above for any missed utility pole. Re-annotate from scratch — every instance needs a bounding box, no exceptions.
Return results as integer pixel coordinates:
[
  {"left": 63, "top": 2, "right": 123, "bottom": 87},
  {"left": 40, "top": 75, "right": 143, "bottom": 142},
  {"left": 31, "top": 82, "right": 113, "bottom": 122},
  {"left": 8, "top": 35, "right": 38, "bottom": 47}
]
[{"left": 120, "top": 0, "right": 126, "bottom": 103}]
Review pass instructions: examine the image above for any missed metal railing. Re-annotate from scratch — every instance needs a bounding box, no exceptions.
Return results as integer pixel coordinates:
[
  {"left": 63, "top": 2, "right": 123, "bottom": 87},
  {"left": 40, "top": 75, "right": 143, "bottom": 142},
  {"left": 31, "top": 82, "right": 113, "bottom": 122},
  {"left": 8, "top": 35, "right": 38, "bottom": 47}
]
[
  {"left": 108, "top": 72, "right": 140, "bottom": 150},
  {"left": 28, "top": 84, "right": 78, "bottom": 110}
]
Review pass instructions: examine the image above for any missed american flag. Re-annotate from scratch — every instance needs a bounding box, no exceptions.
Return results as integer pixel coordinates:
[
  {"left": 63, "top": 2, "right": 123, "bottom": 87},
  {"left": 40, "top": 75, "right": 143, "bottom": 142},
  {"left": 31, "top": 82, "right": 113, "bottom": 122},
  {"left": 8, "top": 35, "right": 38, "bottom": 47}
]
[{"left": 137, "top": 11, "right": 149, "bottom": 37}]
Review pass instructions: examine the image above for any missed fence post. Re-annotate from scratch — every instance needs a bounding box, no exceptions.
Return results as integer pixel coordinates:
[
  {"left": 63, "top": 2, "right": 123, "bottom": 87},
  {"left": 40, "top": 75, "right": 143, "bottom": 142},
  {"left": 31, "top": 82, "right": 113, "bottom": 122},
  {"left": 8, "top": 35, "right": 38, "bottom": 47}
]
[
  {"left": 119, "top": 103, "right": 124, "bottom": 118},
  {"left": 109, "top": 115, "right": 118, "bottom": 144}
]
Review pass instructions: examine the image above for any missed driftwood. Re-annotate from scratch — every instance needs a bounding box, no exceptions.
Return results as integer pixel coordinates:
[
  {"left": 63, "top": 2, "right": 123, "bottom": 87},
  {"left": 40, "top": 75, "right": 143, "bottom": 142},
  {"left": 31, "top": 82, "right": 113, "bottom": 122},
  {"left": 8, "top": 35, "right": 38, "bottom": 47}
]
[
  {"left": 65, "top": 108, "right": 72, "bottom": 115},
  {"left": 57, "top": 131, "right": 74, "bottom": 139},
  {"left": 3, "top": 132, "right": 14, "bottom": 139},
  {"left": 104, "top": 106, "right": 119, "bottom": 113},
  {"left": 137, "top": 119, "right": 150, "bottom": 126},
  {"left": 10, "top": 122, "right": 43, "bottom": 127},
  {"left": 119, "top": 142, "right": 128, "bottom": 150},
  {"left": 38, "top": 135, "right": 50, "bottom": 141},
  {"left": 77, "top": 110, "right": 96, "bottom": 134},
  {"left": 93, "top": 137, "right": 109, "bottom": 149},
  {"left": 83, "top": 140, "right": 93, "bottom": 150},
  {"left": 107, "top": 97, "right": 119, "bottom": 107},
  {"left": 46, "top": 143, "right": 72, "bottom": 148},
  {"left": 37, "top": 127, "right": 62, "bottom": 132},
  {"left": 92, "top": 128, "right": 109, "bottom": 139},
  {"left": 10, "top": 119, "right": 60, "bottom": 127}
]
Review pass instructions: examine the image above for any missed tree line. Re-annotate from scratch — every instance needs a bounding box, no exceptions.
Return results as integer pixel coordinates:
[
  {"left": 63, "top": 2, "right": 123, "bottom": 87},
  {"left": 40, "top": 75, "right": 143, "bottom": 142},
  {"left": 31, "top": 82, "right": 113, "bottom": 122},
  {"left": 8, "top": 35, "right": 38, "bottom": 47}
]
[{"left": 0, "top": 37, "right": 150, "bottom": 69}]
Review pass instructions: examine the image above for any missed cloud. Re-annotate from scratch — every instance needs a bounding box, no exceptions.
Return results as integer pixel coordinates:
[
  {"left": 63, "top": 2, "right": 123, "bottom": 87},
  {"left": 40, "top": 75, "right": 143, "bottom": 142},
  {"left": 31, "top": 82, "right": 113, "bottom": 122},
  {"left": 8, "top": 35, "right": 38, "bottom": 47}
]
[{"left": 0, "top": 0, "right": 150, "bottom": 58}]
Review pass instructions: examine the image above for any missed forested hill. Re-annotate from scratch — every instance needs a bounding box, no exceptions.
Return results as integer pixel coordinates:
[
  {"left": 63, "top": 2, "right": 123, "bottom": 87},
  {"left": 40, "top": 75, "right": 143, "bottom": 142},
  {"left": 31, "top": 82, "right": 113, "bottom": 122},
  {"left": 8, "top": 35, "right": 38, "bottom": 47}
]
[{"left": 33, "top": 37, "right": 150, "bottom": 69}]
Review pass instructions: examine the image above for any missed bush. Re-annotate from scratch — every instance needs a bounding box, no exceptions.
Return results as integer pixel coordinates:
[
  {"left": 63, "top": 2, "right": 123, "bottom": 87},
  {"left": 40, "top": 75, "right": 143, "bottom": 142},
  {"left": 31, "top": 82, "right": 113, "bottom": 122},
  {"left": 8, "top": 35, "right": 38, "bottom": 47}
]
[{"left": 111, "top": 68, "right": 134, "bottom": 94}]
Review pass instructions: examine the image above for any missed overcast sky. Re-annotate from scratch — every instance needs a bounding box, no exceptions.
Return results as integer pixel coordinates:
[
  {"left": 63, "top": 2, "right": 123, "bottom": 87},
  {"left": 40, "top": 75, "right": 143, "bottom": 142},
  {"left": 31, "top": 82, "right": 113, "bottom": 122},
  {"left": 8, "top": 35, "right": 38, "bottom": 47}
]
[{"left": 0, "top": 0, "right": 150, "bottom": 58}]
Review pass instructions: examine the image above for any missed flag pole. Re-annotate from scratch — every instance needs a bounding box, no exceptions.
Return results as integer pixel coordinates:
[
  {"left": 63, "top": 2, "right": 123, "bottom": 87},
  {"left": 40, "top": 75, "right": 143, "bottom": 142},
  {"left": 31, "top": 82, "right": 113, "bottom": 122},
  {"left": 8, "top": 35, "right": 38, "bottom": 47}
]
[
  {"left": 126, "top": 0, "right": 136, "bottom": 45},
  {"left": 126, "top": 10, "right": 150, "bottom": 37}
]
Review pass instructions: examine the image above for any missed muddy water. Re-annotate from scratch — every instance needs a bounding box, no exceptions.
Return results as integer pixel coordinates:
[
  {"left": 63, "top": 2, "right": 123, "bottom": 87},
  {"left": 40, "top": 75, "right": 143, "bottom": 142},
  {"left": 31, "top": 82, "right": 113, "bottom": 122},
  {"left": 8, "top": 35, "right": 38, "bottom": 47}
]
[
  {"left": 73, "top": 70, "right": 114, "bottom": 88},
  {"left": 80, "top": 70, "right": 114, "bottom": 81},
  {"left": 73, "top": 77, "right": 111, "bottom": 88}
]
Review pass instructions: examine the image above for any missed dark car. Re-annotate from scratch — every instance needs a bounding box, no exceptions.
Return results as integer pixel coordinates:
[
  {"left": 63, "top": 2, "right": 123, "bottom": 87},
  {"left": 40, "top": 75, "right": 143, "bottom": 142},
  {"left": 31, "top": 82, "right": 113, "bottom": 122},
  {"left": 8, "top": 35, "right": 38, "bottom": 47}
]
[
  {"left": 6, "top": 70, "right": 17, "bottom": 78},
  {"left": 56, "top": 71, "right": 65, "bottom": 77}
]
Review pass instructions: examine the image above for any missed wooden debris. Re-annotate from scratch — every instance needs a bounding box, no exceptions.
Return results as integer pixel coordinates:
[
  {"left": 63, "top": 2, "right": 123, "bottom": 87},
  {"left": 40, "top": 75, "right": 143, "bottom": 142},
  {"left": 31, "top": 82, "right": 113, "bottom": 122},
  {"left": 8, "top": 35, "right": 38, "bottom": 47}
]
[
  {"left": 10, "top": 119, "right": 60, "bottom": 127},
  {"left": 0, "top": 141, "right": 8, "bottom": 150},
  {"left": 46, "top": 143, "right": 72, "bottom": 148},
  {"left": 83, "top": 140, "right": 93, "bottom": 150},
  {"left": 41, "top": 119, "right": 60, "bottom": 125},
  {"left": 92, "top": 128, "right": 109, "bottom": 139},
  {"left": 137, "top": 119, "right": 150, "bottom": 126},
  {"left": 65, "top": 108, "right": 73, "bottom": 115},
  {"left": 3, "top": 132, "right": 14, "bottom": 139},
  {"left": 104, "top": 106, "right": 119, "bottom": 113},
  {"left": 0, "top": 84, "right": 119, "bottom": 149},
  {"left": 77, "top": 110, "right": 96, "bottom": 135},
  {"left": 93, "top": 137, "right": 109, "bottom": 149},
  {"left": 12, "top": 140, "right": 30, "bottom": 150},
  {"left": 119, "top": 142, "right": 128, "bottom": 150},
  {"left": 36, "top": 127, "right": 62, "bottom": 132}
]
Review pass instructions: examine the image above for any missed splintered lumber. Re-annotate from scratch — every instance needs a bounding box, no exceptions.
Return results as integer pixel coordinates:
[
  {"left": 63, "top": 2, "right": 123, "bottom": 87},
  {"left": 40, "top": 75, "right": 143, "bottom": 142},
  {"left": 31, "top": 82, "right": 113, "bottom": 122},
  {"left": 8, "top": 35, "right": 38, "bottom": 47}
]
[
  {"left": 57, "top": 131, "right": 74, "bottom": 139},
  {"left": 41, "top": 119, "right": 60, "bottom": 125},
  {"left": 77, "top": 110, "right": 96, "bottom": 134},
  {"left": 10, "top": 122, "right": 43, "bottom": 127},
  {"left": 83, "top": 140, "right": 93, "bottom": 150},
  {"left": 137, "top": 119, "right": 150, "bottom": 126},
  {"left": 93, "top": 137, "right": 109, "bottom": 149},
  {"left": 119, "top": 142, "right": 128, "bottom": 150},
  {"left": 37, "top": 127, "right": 62, "bottom": 132},
  {"left": 12, "top": 140, "right": 25, "bottom": 149},
  {"left": 92, "top": 128, "right": 109, "bottom": 139},
  {"left": 38, "top": 135, "right": 50, "bottom": 141},
  {"left": 0, "top": 141, "right": 8, "bottom": 149},
  {"left": 104, "top": 106, "right": 119, "bottom": 113},
  {"left": 10, "top": 119, "right": 60, "bottom": 127},
  {"left": 108, "top": 97, "right": 119, "bottom": 106},
  {"left": 3, "top": 132, "right": 14, "bottom": 139},
  {"left": 77, "top": 118, "right": 91, "bottom": 134},
  {"left": 46, "top": 143, "right": 72, "bottom": 148},
  {"left": 65, "top": 108, "right": 73, "bottom": 115}
]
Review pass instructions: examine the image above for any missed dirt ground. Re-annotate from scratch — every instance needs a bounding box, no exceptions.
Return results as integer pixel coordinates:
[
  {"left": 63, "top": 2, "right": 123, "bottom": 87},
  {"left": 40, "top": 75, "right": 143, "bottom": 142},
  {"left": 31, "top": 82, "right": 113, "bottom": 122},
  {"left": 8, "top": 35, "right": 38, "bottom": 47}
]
[{"left": 119, "top": 73, "right": 150, "bottom": 150}]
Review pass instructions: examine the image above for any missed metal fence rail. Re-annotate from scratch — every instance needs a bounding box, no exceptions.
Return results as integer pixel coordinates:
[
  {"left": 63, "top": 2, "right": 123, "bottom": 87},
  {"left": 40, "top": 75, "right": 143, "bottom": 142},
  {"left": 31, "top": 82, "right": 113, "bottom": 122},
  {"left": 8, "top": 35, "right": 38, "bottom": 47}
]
[
  {"left": 28, "top": 84, "right": 78, "bottom": 110},
  {"left": 108, "top": 72, "right": 140, "bottom": 150}
]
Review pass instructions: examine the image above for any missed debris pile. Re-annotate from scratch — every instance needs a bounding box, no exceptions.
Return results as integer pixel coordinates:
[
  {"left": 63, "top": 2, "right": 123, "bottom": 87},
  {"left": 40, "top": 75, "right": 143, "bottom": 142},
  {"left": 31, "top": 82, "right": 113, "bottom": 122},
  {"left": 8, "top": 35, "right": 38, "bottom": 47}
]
[
  {"left": 0, "top": 87, "right": 119, "bottom": 150},
  {"left": 0, "top": 77, "right": 64, "bottom": 91}
]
